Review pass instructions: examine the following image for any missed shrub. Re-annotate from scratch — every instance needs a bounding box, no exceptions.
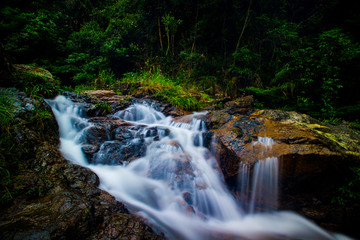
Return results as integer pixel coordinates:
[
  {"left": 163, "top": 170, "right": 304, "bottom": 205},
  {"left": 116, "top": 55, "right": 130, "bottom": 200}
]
[
  {"left": 332, "top": 167, "right": 360, "bottom": 206},
  {"left": 0, "top": 89, "right": 18, "bottom": 204},
  {"left": 121, "top": 69, "right": 212, "bottom": 110}
]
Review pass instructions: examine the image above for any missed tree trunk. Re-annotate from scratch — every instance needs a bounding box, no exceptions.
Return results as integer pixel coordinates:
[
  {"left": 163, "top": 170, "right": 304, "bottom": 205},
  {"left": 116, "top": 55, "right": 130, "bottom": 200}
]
[
  {"left": 158, "top": 17, "right": 163, "bottom": 51},
  {"left": 235, "top": 0, "right": 252, "bottom": 52}
]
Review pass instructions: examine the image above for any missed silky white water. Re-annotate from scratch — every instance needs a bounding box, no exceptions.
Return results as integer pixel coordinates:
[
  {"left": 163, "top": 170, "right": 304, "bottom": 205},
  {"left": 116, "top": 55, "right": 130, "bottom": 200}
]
[{"left": 47, "top": 96, "right": 351, "bottom": 240}]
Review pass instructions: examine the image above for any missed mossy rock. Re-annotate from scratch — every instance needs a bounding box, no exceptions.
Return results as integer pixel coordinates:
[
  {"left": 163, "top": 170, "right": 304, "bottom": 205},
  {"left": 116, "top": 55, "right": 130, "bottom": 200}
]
[{"left": 13, "top": 64, "right": 59, "bottom": 97}]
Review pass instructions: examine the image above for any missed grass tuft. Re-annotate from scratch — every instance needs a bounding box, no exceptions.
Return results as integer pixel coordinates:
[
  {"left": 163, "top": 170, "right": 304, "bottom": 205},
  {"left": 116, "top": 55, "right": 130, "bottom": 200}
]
[{"left": 121, "top": 69, "right": 213, "bottom": 110}]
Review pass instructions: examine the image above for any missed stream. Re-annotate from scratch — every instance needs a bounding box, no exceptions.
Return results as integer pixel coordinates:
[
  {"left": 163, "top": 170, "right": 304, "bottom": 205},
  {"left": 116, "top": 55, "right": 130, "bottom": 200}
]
[{"left": 47, "top": 95, "right": 351, "bottom": 240}]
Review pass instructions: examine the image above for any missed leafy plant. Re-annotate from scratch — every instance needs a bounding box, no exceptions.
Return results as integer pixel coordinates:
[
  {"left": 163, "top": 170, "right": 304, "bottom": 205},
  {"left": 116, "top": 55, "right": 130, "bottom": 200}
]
[
  {"left": 0, "top": 89, "right": 18, "bottom": 204},
  {"left": 0, "top": 88, "right": 56, "bottom": 205},
  {"left": 122, "top": 69, "right": 212, "bottom": 110},
  {"left": 273, "top": 28, "right": 360, "bottom": 119},
  {"left": 162, "top": 13, "right": 182, "bottom": 56},
  {"left": 94, "top": 103, "right": 112, "bottom": 115},
  {"left": 94, "top": 69, "right": 117, "bottom": 87},
  {"left": 348, "top": 120, "right": 360, "bottom": 131},
  {"left": 332, "top": 167, "right": 360, "bottom": 206},
  {"left": 74, "top": 84, "right": 97, "bottom": 93}
]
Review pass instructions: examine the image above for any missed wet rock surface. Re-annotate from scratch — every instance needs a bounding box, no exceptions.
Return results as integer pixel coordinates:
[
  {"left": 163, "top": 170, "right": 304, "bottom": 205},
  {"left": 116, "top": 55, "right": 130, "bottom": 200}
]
[
  {"left": 0, "top": 90, "right": 165, "bottom": 240},
  {"left": 61, "top": 92, "right": 360, "bottom": 238},
  {"left": 206, "top": 96, "right": 360, "bottom": 237},
  {"left": 2, "top": 90, "right": 360, "bottom": 239}
]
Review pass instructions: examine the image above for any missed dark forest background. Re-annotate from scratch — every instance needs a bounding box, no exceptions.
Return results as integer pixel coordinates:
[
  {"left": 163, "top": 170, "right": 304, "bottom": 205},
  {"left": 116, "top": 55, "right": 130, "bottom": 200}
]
[{"left": 1, "top": 0, "right": 360, "bottom": 120}]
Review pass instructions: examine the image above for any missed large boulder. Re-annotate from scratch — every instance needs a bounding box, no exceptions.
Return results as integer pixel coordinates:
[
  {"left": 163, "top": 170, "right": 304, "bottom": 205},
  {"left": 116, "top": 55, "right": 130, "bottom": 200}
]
[
  {"left": 206, "top": 98, "right": 360, "bottom": 236},
  {"left": 207, "top": 101, "right": 360, "bottom": 180},
  {"left": 12, "top": 64, "right": 60, "bottom": 98}
]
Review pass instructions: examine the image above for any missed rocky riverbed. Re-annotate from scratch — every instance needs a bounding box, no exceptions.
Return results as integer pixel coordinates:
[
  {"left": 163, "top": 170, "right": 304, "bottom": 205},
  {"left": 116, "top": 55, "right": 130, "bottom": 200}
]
[{"left": 1, "top": 89, "right": 359, "bottom": 239}]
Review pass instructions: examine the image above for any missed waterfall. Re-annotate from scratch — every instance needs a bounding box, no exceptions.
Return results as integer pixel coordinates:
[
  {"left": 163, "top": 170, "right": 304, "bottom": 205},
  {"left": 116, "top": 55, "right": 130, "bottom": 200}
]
[
  {"left": 249, "top": 157, "right": 279, "bottom": 213},
  {"left": 237, "top": 136, "right": 278, "bottom": 214},
  {"left": 47, "top": 95, "right": 352, "bottom": 240},
  {"left": 238, "top": 162, "right": 250, "bottom": 211}
]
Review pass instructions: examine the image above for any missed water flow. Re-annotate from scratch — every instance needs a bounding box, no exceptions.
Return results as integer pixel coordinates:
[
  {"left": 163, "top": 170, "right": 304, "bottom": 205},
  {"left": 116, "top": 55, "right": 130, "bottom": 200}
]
[
  {"left": 238, "top": 162, "right": 250, "bottom": 211},
  {"left": 48, "top": 95, "right": 351, "bottom": 240},
  {"left": 237, "top": 136, "right": 278, "bottom": 214},
  {"left": 249, "top": 157, "right": 279, "bottom": 213}
]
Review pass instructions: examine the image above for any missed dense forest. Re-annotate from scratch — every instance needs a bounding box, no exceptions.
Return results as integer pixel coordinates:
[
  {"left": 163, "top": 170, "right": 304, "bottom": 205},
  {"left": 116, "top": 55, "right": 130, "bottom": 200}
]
[{"left": 1, "top": 0, "right": 360, "bottom": 119}]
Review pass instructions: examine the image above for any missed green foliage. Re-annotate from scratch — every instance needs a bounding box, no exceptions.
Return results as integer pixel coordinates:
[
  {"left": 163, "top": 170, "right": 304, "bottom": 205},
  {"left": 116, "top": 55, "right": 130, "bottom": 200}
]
[
  {"left": 122, "top": 69, "right": 212, "bottom": 110},
  {"left": 348, "top": 121, "right": 360, "bottom": 131},
  {"left": 0, "top": 90, "right": 18, "bottom": 204},
  {"left": 229, "top": 46, "right": 261, "bottom": 96},
  {"left": 230, "top": 46, "right": 259, "bottom": 78},
  {"left": 25, "top": 187, "right": 44, "bottom": 199},
  {"left": 94, "top": 102, "right": 112, "bottom": 115},
  {"left": 273, "top": 28, "right": 360, "bottom": 119},
  {"left": 0, "top": 7, "right": 27, "bottom": 36},
  {"left": 70, "top": 69, "right": 117, "bottom": 92},
  {"left": 63, "top": 1, "right": 142, "bottom": 85},
  {"left": 94, "top": 70, "right": 117, "bottom": 87},
  {"left": 2, "top": 8, "right": 66, "bottom": 59},
  {"left": 178, "top": 50, "right": 203, "bottom": 77},
  {"left": 162, "top": 13, "right": 182, "bottom": 56},
  {"left": 12, "top": 65, "right": 60, "bottom": 98},
  {"left": 245, "top": 86, "right": 288, "bottom": 109},
  {"left": 332, "top": 167, "right": 360, "bottom": 206},
  {"left": 74, "top": 84, "right": 97, "bottom": 93},
  {"left": 1, "top": 0, "right": 360, "bottom": 122},
  {"left": 28, "top": 105, "right": 53, "bottom": 138},
  {"left": 0, "top": 88, "right": 55, "bottom": 205}
]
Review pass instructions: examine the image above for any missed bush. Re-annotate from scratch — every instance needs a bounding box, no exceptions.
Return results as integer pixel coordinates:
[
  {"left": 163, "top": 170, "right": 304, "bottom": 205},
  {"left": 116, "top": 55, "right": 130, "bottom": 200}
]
[
  {"left": 273, "top": 28, "right": 360, "bottom": 119},
  {"left": 121, "top": 69, "right": 212, "bottom": 110},
  {"left": 0, "top": 89, "right": 19, "bottom": 204},
  {"left": 332, "top": 167, "right": 360, "bottom": 206}
]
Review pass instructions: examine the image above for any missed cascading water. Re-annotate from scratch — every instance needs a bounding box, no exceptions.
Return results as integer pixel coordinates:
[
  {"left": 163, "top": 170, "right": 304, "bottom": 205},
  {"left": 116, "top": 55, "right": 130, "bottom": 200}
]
[
  {"left": 47, "top": 95, "right": 352, "bottom": 240},
  {"left": 237, "top": 137, "right": 279, "bottom": 214},
  {"left": 237, "top": 156, "right": 278, "bottom": 214}
]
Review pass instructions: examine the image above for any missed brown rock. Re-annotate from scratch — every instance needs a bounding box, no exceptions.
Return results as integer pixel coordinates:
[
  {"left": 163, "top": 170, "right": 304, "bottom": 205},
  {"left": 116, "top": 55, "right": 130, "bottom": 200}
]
[
  {"left": 206, "top": 106, "right": 360, "bottom": 236},
  {"left": 207, "top": 108, "right": 355, "bottom": 181},
  {"left": 85, "top": 90, "right": 117, "bottom": 99},
  {"left": 223, "top": 95, "right": 253, "bottom": 114}
]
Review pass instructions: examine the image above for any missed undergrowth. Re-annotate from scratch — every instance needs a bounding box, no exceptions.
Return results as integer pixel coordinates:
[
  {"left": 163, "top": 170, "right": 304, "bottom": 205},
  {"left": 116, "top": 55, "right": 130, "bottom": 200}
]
[
  {"left": 0, "top": 89, "right": 19, "bottom": 204},
  {"left": 0, "top": 88, "right": 54, "bottom": 205},
  {"left": 72, "top": 68, "right": 213, "bottom": 111},
  {"left": 13, "top": 65, "right": 60, "bottom": 98},
  {"left": 120, "top": 69, "right": 213, "bottom": 110},
  {"left": 332, "top": 167, "right": 360, "bottom": 206}
]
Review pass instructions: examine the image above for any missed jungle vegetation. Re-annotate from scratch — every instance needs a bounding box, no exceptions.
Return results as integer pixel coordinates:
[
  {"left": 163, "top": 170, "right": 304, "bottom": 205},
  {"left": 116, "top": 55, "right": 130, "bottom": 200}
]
[
  {"left": 0, "top": 0, "right": 360, "bottom": 207},
  {"left": 0, "top": 0, "right": 359, "bottom": 119}
]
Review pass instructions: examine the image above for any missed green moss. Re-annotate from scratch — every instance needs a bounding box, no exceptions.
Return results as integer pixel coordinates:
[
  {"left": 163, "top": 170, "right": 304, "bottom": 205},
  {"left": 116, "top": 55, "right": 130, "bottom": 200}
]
[
  {"left": 13, "top": 64, "right": 60, "bottom": 98},
  {"left": 302, "top": 122, "right": 352, "bottom": 151}
]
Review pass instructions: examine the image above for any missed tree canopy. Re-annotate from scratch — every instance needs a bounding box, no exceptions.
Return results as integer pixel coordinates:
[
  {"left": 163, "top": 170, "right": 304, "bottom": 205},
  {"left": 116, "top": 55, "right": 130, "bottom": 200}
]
[{"left": 1, "top": 0, "right": 359, "bottom": 120}]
